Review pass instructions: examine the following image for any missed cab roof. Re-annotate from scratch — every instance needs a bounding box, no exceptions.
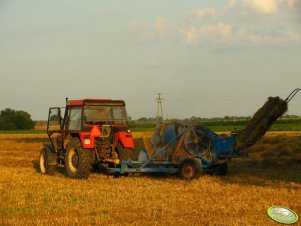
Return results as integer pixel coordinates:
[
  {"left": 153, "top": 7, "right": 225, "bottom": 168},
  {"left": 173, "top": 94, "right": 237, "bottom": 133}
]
[{"left": 66, "top": 99, "right": 126, "bottom": 106}]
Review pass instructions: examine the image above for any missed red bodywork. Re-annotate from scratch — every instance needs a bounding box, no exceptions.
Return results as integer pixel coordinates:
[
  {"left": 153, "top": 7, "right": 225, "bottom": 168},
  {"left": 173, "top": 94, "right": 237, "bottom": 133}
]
[
  {"left": 67, "top": 99, "right": 125, "bottom": 106},
  {"left": 114, "top": 131, "right": 134, "bottom": 149},
  {"left": 67, "top": 98, "right": 134, "bottom": 150},
  {"left": 79, "top": 125, "right": 102, "bottom": 149},
  {"left": 79, "top": 125, "right": 134, "bottom": 149}
]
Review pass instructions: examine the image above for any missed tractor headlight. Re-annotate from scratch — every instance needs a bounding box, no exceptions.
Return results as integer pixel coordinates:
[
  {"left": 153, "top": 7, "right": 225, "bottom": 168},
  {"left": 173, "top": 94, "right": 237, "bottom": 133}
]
[
  {"left": 84, "top": 139, "right": 91, "bottom": 145},
  {"left": 127, "top": 129, "right": 131, "bottom": 133}
]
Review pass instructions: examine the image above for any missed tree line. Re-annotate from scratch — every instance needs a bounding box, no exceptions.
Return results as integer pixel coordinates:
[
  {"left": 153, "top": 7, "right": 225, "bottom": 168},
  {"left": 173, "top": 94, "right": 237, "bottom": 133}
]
[
  {"left": 130, "top": 115, "right": 301, "bottom": 128},
  {"left": 0, "top": 108, "right": 35, "bottom": 130},
  {"left": 0, "top": 107, "right": 300, "bottom": 130}
]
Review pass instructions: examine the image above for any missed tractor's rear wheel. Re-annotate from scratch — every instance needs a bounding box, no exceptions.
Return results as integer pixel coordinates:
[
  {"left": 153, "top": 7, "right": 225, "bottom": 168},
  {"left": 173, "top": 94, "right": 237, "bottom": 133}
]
[
  {"left": 39, "top": 145, "right": 56, "bottom": 175},
  {"left": 179, "top": 158, "right": 202, "bottom": 180},
  {"left": 116, "top": 142, "right": 129, "bottom": 160},
  {"left": 65, "top": 138, "right": 93, "bottom": 179}
]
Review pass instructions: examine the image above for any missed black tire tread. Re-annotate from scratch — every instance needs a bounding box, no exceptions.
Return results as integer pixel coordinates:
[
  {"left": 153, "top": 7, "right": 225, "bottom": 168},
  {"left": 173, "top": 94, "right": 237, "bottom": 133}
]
[
  {"left": 116, "top": 142, "right": 129, "bottom": 160},
  {"left": 65, "top": 138, "right": 93, "bottom": 179},
  {"left": 179, "top": 158, "right": 202, "bottom": 180},
  {"left": 47, "top": 165, "right": 56, "bottom": 175},
  {"left": 40, "top": 147, "right": 56, "bottom": 175}
]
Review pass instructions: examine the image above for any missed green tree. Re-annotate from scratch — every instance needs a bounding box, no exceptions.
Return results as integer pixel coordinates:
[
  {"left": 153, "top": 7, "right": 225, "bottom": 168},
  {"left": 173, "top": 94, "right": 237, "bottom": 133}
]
[{"left": 0, "top": 108, "right": 35, "bottom": 130}]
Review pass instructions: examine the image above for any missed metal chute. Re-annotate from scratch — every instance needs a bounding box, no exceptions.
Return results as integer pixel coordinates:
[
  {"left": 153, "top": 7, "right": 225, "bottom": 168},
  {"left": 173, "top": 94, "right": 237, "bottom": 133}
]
[{"left": 236, "top": 88, "right": 300, "bottom": 151}]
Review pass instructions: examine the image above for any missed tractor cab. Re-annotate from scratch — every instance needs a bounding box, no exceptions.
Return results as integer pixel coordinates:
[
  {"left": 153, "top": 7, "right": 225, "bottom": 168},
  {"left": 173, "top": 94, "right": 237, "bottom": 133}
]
[
  {"left": 66, "top": 99, "right": 128, "bottom": 132},
  {"left": 41, "top": 98, "right": 134, "bottom": 179}
]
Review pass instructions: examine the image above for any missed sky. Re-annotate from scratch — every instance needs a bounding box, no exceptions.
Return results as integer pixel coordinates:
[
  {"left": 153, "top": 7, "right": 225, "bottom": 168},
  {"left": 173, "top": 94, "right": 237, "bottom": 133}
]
[{"left": 0, "top": 0, "right": 301, "bottom": 120}]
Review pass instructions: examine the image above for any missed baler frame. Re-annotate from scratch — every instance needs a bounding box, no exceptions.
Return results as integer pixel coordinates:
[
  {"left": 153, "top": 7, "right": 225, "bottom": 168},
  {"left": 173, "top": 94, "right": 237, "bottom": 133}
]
[{"left": 106, "top": 123, "right": 246, "bottom": 177}]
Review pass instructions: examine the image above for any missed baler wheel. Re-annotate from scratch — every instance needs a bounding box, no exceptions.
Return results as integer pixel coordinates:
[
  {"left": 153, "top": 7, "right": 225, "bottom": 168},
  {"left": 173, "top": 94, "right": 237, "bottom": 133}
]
[
  {"left": 39, "top": 146, "right": 56, "bottom": 175},
  {"left": 65, "top": 138, "right": 93, "bottom": 179},
  {"left": 179, "top": 158, "right": 202, "bottom": 180}
]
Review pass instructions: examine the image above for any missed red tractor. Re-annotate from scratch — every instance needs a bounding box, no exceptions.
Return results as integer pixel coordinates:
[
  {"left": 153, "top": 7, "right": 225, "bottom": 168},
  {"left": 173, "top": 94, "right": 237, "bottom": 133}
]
[{"left": 39, "top": 98, "right": 134, "bottom": 178}]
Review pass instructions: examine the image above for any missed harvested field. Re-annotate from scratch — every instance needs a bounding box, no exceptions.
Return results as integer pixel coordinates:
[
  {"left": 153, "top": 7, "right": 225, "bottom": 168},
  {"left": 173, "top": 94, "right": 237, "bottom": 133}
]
[{"left": 0, "top": 133, "right": 300, "bottom": 225}]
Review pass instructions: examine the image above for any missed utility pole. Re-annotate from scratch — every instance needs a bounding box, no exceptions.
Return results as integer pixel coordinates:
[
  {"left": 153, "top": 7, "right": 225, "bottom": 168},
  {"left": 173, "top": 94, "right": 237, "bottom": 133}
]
[{"left": 156, "top": 93, "right": 164, "bottom": 123}]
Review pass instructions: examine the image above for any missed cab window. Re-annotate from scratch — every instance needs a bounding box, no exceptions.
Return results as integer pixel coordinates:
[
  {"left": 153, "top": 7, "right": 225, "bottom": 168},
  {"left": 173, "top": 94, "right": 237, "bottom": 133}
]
[{"left": 68, "top": 107, "right": 82, "bottom": 131}]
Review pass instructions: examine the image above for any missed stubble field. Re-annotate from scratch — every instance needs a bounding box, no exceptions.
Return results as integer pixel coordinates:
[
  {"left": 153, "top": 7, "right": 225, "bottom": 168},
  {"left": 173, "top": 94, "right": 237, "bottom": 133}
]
[{"left": 0, "top": 132, "right": 300, "bottom": 225}]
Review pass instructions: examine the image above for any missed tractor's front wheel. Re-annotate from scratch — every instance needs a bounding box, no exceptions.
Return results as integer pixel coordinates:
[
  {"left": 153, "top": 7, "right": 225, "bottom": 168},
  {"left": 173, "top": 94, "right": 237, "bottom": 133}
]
[
  {"left": 179, "top": 158, "right": 202, "bottom": 180},
  {"left": 65, "top": 138, "right": 93, "bottom": 179},
  {"left": 39, "top": 145, "right": 56, "bottom": 175}
]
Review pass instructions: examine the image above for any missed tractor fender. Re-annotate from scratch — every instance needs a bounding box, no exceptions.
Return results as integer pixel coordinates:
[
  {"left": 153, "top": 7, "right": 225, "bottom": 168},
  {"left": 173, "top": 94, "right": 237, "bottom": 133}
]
[
  {"left": 78, "top": 125, "right": 102, "bottom": 149},
  {"left": 44, "top": 144, "right": 57, "bottom": 166},
  {"left": 114, "top": 131, "right": 134, "bottom": 149}
]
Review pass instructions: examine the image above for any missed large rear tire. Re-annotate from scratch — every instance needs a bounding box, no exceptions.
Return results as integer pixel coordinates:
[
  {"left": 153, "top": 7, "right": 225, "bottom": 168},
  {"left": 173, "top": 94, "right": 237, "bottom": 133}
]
[
  {"left": 39, "top": 145, "right": 56, "bottom": 175},
  {"left": 116, "top": 142, "right": 129, "bottom": 160},
  {"left": 179, "top": 158, "right": 202, "bottom": 180},
  {"left": 65, "top": 138, "right": 93, "bottom": 179}
]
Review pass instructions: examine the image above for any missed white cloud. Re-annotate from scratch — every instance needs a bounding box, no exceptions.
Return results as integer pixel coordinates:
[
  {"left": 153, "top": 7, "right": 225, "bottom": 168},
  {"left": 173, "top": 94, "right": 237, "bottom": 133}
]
[
  {"left": 247, "top": 0, "right": 278, "bottom": 14},
  {"left": 282, "top": 0, "right": 300, "bottom": 7},
  {"left": 181, "top": 23, "right": 243, "bottom": 45},
  {"left": 181, "top": 26, "right": 200, "bottom": 45},
  {"left": 229, "top": 0, "right": 238, "bottom": 7},
  {"left": 230, "top": 0, "right": 279, "bottom": 14},
  {"left": 130, "top": 19, "right": 139, "bottom": 31},
  {"left": 180, "top": 23, "right": 301, "bottom": 45},
  {"left": 154, "top": 16, "right": 169, "bottom": 35},
  {"left": 131, "top": 3, "right": 301, "bottom": 46},
  {"left": 286, "top": 31, "right": 301, "bottom": 42},
  {"left": 202, "top": 23, "right": 232, "bottom": 41},
  {"left": 181, "top": 23, "right": 233, "bottom": 45},
  {"left": 231, "top": 27, "right": 301, "bottom": 44},
  {"left": 131, "top": 16, "right": 170, "bottom": 41},
  {"left": 228, "top": 0, "right": 301, "bottom": 14},
  {"left": 192, "top": 7, "right": 217, "bottom": 19}
]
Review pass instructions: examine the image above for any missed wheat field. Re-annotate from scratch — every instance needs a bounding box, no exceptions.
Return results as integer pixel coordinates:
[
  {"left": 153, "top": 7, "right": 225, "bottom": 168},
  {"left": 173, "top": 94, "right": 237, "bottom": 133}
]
[{"left": 0, "top": 133, "right": 300, "bottom": 225}]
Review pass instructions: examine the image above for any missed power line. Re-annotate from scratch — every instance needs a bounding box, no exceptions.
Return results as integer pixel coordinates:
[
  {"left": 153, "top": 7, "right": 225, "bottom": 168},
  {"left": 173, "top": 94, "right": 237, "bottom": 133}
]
[{"left": 156, "top": 93, "right": 164, "bottom": 123}]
